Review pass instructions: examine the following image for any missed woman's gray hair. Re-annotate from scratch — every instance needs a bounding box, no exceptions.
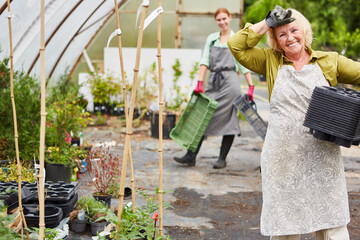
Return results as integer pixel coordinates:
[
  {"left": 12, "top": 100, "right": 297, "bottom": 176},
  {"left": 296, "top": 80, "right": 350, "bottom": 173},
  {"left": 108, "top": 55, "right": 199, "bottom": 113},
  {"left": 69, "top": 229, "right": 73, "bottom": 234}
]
[{"left": 266, "top": 8, "right": 313, "bottom": 52}]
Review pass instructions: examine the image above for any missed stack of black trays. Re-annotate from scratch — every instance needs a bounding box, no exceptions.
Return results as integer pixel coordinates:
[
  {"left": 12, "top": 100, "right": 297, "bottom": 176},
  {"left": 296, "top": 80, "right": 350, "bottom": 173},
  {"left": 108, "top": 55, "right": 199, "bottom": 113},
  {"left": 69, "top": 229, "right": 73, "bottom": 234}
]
[
  {"left": 0, "top": 180, "right": 78, "bottom": 228},
  {"left": 303, "top": 86, "right": 360, "bottom": 148},
  {"left": 26, "top": 181, "right": 79, "bottom": 219}
]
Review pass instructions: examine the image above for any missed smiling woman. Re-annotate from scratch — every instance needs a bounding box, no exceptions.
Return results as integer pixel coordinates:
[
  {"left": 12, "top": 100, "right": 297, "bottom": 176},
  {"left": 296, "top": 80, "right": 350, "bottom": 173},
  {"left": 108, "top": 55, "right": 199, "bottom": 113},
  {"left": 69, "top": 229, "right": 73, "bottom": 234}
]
[{"left": 227, "top": 5, "right": 360, "bottom": 240}]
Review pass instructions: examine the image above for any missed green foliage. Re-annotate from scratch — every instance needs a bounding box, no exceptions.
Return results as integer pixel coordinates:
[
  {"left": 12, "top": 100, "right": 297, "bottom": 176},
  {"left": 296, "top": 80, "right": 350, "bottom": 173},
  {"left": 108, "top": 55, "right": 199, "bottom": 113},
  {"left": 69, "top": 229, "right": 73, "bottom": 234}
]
[
  {"left": 88, "top": 71, "right": 121, "bottom": 105},
  {"left": 166, "top": 59, "right": 199, "bottom": 112},
  {"left": 0, "top": 58, "right": 10, "bottom": 89},
  {"left": 76, "top": 195, "right": 110, "bottom": 221},
  {"left": 28, "top": 227, "right": 62, "bottom": 240},
  {"left": 0, "top": 201, "right": 22, "bottom": 239},
  {"left": 0, "top": 160, "right": 36, "bottom": 182},
  {"left": 0, "top": 58, "right": 41, "bottom": 161},
  {"left": 46, "top": 73, "right": 92, "bottom": 153},
  {"left": 244, "top": 0, "right": 360, "bottom": 60},
  {"left": 103, "top": 189, "right": 172, "bottom": 240},
  {"left": 45, "top": 143, "right": 85, "bottom": 167}
]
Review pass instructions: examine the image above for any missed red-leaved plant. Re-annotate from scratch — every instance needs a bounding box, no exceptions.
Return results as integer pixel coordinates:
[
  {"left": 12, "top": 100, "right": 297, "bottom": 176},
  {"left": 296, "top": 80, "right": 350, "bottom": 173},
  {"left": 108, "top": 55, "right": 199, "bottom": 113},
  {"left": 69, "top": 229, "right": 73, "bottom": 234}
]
[{"left": 86, "top": 145, "right": 121, "bottom": 196}]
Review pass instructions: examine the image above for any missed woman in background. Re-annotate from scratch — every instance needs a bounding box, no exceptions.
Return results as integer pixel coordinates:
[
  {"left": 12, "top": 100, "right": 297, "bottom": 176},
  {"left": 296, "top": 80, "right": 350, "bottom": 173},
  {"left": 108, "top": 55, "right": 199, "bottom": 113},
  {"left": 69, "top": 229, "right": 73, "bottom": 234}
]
[{"left": 173, "top": 8, "right": 254, "bottom": 169}]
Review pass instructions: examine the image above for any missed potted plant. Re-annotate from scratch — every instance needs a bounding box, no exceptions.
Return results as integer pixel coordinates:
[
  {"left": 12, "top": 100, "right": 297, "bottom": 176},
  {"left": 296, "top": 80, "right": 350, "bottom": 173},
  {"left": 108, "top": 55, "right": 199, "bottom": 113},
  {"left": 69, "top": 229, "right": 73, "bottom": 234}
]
[
  {"left": 86, "top": 146, "right": 121, "bottom": 207},
  {"left": 68, "top": 196, "right": 88, "bottom": 233},
  {"left": 76, "top": 195, "right": 112, "bottom": 236},
  {"left": 87, "top": 71, "right": 121, "bottom": 115},
  {"left": 45, "top": 144, "right": 76, "bottom": 183}
]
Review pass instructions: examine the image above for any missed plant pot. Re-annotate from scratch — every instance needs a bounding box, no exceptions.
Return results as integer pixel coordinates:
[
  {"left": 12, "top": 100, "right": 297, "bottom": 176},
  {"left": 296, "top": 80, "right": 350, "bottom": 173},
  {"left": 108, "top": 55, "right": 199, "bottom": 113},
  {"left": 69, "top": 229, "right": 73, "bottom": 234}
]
[
  {"left": 71, "top": 138, "right": 80, "bottom": 147},
  {"left": 150, "top": 111, "right": 177, "bottom": 139},
  {"left": 0, "top": 159, "right": 9, "bottom": 167},
  {"left": 69, "top": 219, "right": 87, "bottom": 233},
  {"left": 45, "top": 162, "right": 71, "bottom": 183},
  {"left": 90, "top": 220, "right": 107, "bottom": 236},
  {"left": 93, "top": 194, "right": 112, "bottom": 207}
]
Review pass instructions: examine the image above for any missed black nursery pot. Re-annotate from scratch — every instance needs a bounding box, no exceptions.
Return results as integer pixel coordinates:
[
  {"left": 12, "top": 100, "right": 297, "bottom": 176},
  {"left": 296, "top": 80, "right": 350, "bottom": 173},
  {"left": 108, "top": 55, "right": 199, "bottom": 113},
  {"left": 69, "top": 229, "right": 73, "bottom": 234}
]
[
  {"left": 150, "top": 112, "right": 176, "bottom": 139},
  {"left": 45, "top": 162, "right": 71, "bottom": 183},
  {"left": 90, "top": 220, "right": 107, "bottom": 236},
  {"left": 70, "top": 219, "right": 87, "bottom": 233},
  {"left": 93, "top": 194, "right": 112, "bottom": 207}
]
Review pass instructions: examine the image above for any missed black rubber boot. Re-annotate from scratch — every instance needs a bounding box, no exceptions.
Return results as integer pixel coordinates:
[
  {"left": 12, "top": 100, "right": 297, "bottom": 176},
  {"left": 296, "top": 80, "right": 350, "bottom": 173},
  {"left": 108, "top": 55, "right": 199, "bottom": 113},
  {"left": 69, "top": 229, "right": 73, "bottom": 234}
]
[
  {"left": 173, "top": 136, "right": 204, "bottom": 166},
  {"left": 213, "top": 135, "right": 234, "bottom": 169}
]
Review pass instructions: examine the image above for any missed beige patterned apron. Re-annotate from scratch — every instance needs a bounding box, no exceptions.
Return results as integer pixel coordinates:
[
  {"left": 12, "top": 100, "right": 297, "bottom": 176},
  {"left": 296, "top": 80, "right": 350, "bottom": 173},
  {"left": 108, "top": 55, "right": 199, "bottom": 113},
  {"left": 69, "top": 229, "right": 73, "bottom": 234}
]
[{"left": 260, "top": 63, "right": 350, "bottom": 236}]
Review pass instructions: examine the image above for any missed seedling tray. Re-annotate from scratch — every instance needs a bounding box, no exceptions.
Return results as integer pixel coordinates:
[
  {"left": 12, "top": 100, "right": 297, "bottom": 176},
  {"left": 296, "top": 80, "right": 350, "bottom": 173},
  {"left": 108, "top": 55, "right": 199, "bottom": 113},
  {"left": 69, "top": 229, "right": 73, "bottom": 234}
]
[
  {"left": 234, "top": 94, "right": 268, "bottom": 140},
  {"left": 170, "top": 92, "right": 218, "bottom": 152},
  {"left": 0, "top": 181, "right": 78, "bottom": 202}
]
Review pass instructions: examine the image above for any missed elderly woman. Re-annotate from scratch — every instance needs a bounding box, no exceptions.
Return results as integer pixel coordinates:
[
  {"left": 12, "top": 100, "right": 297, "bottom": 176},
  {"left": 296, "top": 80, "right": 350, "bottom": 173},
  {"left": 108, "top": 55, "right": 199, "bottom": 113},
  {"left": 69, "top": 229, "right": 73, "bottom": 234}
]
[{"left": 228, "top": 5, "right": 360, "bottom": 240}]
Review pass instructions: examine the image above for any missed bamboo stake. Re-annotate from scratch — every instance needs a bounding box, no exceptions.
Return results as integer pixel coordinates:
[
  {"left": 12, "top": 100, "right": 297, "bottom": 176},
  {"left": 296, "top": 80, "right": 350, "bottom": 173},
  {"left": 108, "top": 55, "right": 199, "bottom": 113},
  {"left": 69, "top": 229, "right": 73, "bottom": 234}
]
[
  {"left": 6, "top": 1, "right": 30, "bottom": 239},
  {"left": 156, "top": 0, "right": 164, "bottom": 236},
  {"left": 37, "top": 0, "right": 47, "bottom": 239},
  {"left": 116, "top": 1, "right": 148, "bottom": 230},
  {"left": 113, "top": 0, "right": 136, "bottom": 213}
]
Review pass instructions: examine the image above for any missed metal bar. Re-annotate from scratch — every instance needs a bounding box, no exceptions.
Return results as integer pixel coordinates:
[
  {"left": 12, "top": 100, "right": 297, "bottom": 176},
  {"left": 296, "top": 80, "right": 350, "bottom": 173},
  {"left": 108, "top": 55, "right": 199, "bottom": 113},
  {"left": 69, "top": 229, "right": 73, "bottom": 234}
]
[
  {"left": 27, "top": 0, "right": 83, "bottom": 75},
  {"left": 68, "top": 0, "right": 128, "bottom": 80},
  {"left": 48, "top": 0, "right": 107, "bottom": 78},
  {"left": 0, "top": 0, "right": 12, "bottom": 15}
]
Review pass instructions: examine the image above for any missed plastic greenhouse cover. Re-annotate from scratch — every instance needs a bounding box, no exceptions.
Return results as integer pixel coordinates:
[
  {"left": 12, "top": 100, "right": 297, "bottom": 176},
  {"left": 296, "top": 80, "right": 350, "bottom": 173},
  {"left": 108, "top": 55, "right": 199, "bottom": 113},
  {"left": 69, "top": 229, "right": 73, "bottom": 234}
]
[{"left": 0, "top": 0, "right": 123, "bottom": 83}]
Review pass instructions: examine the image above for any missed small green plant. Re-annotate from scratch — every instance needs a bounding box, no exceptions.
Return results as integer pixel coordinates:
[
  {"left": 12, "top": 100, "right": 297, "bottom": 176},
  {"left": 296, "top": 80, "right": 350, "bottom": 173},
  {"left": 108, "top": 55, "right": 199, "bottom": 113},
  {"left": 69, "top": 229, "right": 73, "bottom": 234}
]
[
  {"left": 28, "top": 227, "right": 62, "bottom": 240},
  {"left": 76, "top": 195, "right": 110, "bottom": 222},
  {"left": 103, "top": 189, "right": 172, "bottom": 240}
]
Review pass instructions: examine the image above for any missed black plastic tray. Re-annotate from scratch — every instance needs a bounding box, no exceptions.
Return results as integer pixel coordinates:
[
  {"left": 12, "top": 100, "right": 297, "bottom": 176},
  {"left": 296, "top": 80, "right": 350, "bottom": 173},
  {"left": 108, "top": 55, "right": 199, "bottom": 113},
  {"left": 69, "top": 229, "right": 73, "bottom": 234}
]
[
  {"left": 28, "top": 193, "right": 78, "bottom": 219},
  {"left": 0, "top": 181, "right": 78, "bottom": 202},
  {"left": 23, "top": 204, "right": 63, "bottom": 228},
  {"left": 234, "top": 94, "right": 268, "bottom": 140}
]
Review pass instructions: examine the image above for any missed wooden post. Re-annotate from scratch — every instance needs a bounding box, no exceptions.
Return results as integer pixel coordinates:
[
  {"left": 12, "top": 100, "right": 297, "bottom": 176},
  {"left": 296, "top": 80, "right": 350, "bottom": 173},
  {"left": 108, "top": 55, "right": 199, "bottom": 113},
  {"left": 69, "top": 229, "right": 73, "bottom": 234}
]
[
  {"left": 240, "top": 0, "right": 244, "bottom": 29},
  {"left": 38, "top": 0, "right": 47, "bottom": 239},
  {"left": 113, "top": 0, "right": 137, "bottom": 214},
  {"left": 175, "top": 0, "right": 182, "bottom": 48},
  {"left": 156, "top": 0, "right": 164, "bottom": 236},
  {"left": 116, "top": 1, "right": 148, "bottom": 230},
  {"left": 6, "top": 1, "right": 29, "bottom": 239}
]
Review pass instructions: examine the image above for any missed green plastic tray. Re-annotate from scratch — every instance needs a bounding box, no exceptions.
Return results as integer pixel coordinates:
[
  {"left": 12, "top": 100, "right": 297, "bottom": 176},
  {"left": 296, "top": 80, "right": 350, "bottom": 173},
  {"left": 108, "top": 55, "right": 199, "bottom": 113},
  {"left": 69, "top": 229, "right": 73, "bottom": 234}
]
[{"left": 170, "top": 92, "right": 218, "bottom": 152}]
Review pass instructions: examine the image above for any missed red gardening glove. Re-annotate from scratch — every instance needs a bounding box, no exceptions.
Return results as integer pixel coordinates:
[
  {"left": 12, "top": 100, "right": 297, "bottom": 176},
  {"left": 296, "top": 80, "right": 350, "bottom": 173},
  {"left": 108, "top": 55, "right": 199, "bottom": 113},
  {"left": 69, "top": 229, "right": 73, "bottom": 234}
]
[
  {"left": 247, "top": 85, "right": 255, "bottom": 101},
  {"left": 194, "top": 81, "right": 204, "bottom": 95}
]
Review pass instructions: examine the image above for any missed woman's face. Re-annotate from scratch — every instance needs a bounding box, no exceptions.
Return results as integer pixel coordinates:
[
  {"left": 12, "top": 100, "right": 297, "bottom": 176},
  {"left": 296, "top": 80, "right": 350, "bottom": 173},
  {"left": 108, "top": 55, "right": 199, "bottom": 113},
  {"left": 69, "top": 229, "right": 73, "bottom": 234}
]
[
  {"left": 274, "top": 21, "right": 306, "bottom": 56},
  {"left": 215, "top": 12, "right": 231, "bottom": 31}
]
